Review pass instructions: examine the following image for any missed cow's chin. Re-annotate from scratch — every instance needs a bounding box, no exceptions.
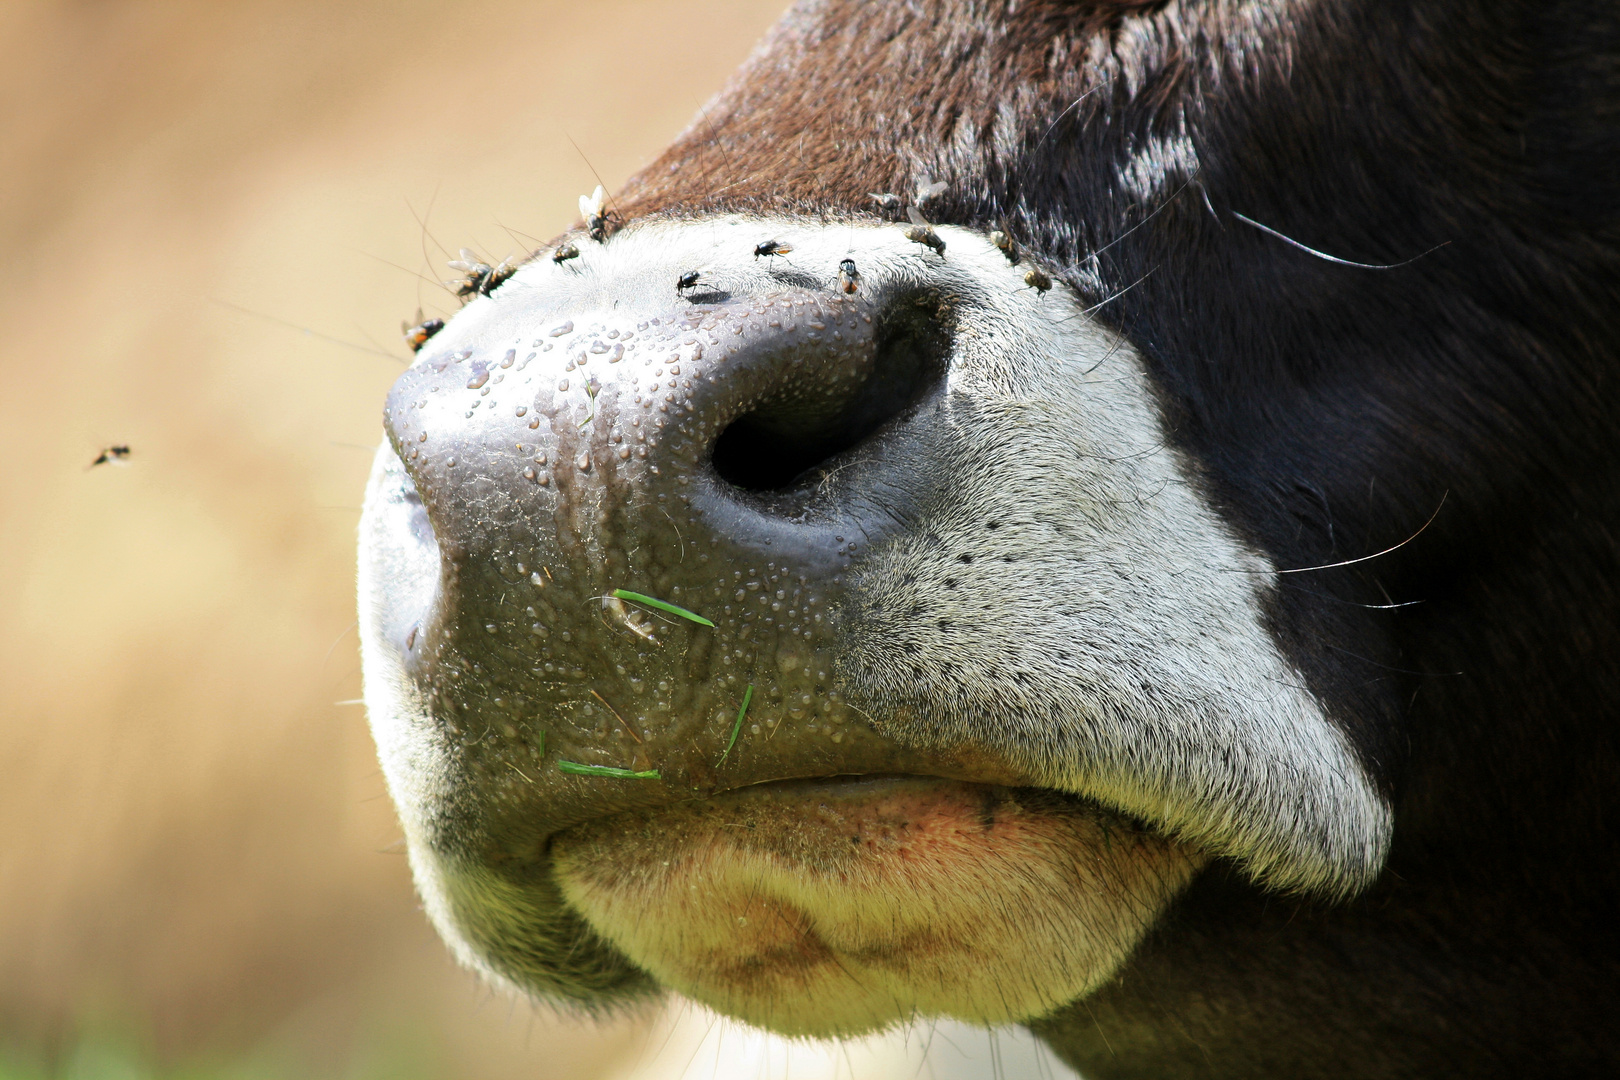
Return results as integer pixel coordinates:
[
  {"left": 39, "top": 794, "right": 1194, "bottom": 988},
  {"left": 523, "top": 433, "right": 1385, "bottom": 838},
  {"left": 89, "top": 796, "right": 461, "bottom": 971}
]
[{"left": 551, "top": 776, "right": 1205, "bottom": 1037}]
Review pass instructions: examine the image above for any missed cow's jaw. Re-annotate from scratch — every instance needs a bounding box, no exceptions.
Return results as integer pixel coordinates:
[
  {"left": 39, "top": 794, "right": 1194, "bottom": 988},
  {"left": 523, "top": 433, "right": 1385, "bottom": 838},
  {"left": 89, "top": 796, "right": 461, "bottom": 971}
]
[{"left": 358, "top": 217, "right": 1389, "bottom": 1036}]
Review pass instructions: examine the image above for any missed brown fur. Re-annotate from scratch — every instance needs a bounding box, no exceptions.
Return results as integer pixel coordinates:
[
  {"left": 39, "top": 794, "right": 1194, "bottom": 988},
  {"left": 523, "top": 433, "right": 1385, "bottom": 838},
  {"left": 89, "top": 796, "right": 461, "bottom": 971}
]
[{"left": 618, "top": 0, "right": 1187, "bottom": 217}]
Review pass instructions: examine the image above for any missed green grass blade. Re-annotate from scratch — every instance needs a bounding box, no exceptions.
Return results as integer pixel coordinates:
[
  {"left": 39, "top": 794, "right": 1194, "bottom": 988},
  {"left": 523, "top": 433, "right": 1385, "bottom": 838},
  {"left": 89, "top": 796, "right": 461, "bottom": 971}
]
[
  {"left": 611, "top": 589, "right": 715, "bottom": 627},
  {"left": 719, "top": 684, "right": 754, "bottom": 765},
  {"left": 558, "top": 760, "right": 661, "bottom": 780}
]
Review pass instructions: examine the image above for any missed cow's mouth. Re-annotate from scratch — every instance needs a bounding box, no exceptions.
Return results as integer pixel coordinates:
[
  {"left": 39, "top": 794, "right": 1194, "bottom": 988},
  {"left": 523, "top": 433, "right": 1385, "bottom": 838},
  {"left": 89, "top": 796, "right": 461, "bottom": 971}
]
[{"left": 549, "top": 773, "right": 1203, "bottom": 1037}]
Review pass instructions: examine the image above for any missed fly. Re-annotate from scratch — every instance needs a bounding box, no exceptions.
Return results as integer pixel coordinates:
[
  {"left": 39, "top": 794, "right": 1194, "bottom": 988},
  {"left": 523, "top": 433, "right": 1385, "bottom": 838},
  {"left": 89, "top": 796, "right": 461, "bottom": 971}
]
[
  {"left": 838, "top": 258, "right": 860, "bottom": 294},
  {"left": 904, "top": 206, "right": 946, "bottom": 257},
  {"left": 580, "top": 185, "right": 612, "bottom": 242},
  {"left": 88, "top": 445, "right": 131, "bottom": 469},
  {"left": 990, "top": 229, "right": 1020, "bottom": 264},
  {"left": 448, "top": 249, "right": 516, "bottom": 299},
  {"left": 403, "top": 314, "right": 446, "bottom": 352}
]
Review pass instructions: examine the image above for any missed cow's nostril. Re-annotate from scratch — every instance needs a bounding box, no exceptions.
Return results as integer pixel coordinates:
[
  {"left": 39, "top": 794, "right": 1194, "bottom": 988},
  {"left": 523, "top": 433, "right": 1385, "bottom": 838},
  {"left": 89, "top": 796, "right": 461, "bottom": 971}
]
[{"left": 710, "top": 302, "right": 949, "bottom": 492}]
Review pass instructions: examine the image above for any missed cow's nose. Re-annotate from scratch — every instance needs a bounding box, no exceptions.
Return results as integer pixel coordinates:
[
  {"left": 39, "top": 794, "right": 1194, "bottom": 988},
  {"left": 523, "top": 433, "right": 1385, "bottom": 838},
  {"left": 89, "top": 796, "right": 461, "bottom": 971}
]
[
  {"left": 383, "top": 277, "right": 944, "bottom": 565},
  {"left": 371, "top": 220, "right": 954, "bottom": 789}
]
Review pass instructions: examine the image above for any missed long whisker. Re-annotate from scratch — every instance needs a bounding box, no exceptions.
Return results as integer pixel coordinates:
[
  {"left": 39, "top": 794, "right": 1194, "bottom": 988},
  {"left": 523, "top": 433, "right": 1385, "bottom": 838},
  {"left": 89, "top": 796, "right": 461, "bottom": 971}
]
[
  {"left": 496, "top": 221, "right": 547, "bottom": 252},
  {"left": 1271, "top": 492, "right": 1449, "bottom": 575},
  {"left": 406, "top": 187, "right": 445, "bottom": 313},
  {"left": 1281, "top": 582, "right": 1424, "bottom": 610},
  {"left": 1088, "top": 177, "right": 1196, "bottom": 261},
  {"left": 1060, "top": 266, "right": 1157, "bottom": 320},
  {"left": 209, "top": 299, "right": 404, "bottom": 363},
  {"left": 696, "top": 101, "right": 738, "bottom": 198},
  {"left": 347, "top": 246, "right": 444, "bottom": 291},
  {"left": 1032, "top": 80, "right": 1111, "bottom": 156},
  {"left": 1317, "top": 639, "right": 1461, "bottom": 677},
  {"left": 1079, "top": 334, "right": 1129, "bottom": 376},
  {"left": 591, "top": 689, "right": 644, "bottom": 744},
  {"left": 563, "top": 129, "right": 620, "bottom": 220},
  {"left": 406, "top": 188, "right": 453, "bottom": 263},
  {"left": 1231, "top": 212, "right": 1450, "bottom": 270}
]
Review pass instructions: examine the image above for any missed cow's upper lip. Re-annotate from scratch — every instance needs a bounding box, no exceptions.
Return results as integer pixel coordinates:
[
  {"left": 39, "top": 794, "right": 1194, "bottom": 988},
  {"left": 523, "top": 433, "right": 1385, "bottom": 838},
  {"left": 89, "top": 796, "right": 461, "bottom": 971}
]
[
  {"left": 604, "top": 771, "right": 1118, "bottom": 830},
  {"left": 624, "top": 764, "right": 1048, "bottom": 815}
]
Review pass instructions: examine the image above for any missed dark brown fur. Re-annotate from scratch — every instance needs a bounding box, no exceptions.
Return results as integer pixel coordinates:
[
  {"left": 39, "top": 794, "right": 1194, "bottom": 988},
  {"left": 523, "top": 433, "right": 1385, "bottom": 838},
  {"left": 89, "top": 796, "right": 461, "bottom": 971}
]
[{"left": 605, "top": 1, "right": 1620, "bottom": 1076}]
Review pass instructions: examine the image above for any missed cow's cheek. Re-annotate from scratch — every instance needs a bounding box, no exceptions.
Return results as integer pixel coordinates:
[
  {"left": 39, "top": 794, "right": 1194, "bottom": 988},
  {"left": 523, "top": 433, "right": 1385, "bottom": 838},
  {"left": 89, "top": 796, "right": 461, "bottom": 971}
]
[{"left": 551, "top": 777, "right": 1204, "bottom": 1037}]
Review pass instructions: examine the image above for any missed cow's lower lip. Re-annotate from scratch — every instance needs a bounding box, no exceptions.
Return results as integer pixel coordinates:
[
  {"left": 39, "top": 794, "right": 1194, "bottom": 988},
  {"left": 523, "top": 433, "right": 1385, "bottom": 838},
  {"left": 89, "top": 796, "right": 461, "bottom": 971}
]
[
  {"left": 548, "top": 772, "right": 1111, "bottom": 877},
  {"left": 549, "top": 774, "right": 1204, "bottom": 1037}
]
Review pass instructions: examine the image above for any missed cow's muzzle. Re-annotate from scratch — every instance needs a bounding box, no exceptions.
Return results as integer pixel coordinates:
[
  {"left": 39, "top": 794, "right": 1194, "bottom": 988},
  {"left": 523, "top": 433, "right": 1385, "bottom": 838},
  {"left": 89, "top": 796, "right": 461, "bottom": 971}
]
[{"left": 365, "top": 219, "right": 1024, "bottom": 868}]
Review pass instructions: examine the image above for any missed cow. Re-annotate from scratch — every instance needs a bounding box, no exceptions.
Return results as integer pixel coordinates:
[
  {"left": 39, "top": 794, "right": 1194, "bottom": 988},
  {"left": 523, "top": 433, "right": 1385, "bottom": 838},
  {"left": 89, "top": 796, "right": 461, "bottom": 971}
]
[{"left": 357, "top": 1, "right": 1620, "bottom": 1076}]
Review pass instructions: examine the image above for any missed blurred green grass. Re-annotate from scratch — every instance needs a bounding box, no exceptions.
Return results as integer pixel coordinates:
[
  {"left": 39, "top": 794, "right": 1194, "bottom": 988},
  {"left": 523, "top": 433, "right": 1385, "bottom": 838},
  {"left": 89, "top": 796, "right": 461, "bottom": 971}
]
[
  {"left": 0, "top": 1047, "right": 433, "bottom": 1080},
  {"left": 0, "top": 1024, "right": 439, "bottom": 1080}
]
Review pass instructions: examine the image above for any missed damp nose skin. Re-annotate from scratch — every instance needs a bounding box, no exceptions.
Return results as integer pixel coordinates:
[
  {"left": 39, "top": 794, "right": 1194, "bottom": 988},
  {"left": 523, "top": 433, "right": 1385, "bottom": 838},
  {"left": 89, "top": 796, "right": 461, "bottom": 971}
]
[
  {"left": 382, "top": 264, "right": 877, "bottom": 602},
  {"left": 367, "top": 217, "right": 1016, "bottom": 865}
]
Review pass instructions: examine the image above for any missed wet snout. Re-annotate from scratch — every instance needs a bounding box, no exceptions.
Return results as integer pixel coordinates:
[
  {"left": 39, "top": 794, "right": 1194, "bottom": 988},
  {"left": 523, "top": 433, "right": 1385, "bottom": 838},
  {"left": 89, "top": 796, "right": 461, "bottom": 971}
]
[{"left": 363, "top": 218, "right": 1015, "bottom": 866}]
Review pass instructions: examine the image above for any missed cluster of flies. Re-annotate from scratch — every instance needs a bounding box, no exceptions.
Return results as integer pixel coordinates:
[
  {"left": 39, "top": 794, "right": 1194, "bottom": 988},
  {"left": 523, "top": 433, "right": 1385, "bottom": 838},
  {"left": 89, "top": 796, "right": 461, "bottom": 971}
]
[
  {"left": 987, "top": 223, "right": 1051, "bottom": 292},
  {"left": 874, "top": 177, "right": 1052, "bottom": 292},
  {"left": 868, "top": 177, "right": 949, "bottom": 258},
  {"left": 402, "top": 186, "right": 612, "bottom": 353},
  {"left": 403, "top": 179, "right": 1050, "bottom": 355},
  {"left": 675, "top": 240, "right": 860, "bottom": 299}
]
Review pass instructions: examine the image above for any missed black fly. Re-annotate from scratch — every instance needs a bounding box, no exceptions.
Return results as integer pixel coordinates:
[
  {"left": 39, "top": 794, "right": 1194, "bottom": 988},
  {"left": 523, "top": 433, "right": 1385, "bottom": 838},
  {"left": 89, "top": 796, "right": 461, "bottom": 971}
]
[
  {"left": 914, "top": 176, "right": 948, "bottom": 206},
  {"left": 990, "top": 230, "right": 1020, "bottom": 264},
  {"left": 552, "top": 242, "right": 580, "bottom": 265},
  {"left": 89, "top": 445, "right": 131, "bottom": 469},
  {"left": 676, "top": 270, "right": 703, "bottom": 295},
  {"left": 403, "top": 315, "right": 446, "bottom": 352},
  {"left": 872, "top": 177, "right": 945, "bottom": 218},
  {"left": 838, "top": 258, "right": 860, "bottom": 294},
  {"left": 904, "top": 224, "right": 947, "bottom": 257},
  {"left": 903, "top": 206, "right": 947, "bottom": 257},
  {"left": 448, "top": 249, "right": 516, "bottom": 300},
  {"left": 754, "top": 240, "right": 793, "bottom": 259},
  {"left": 1023, "top": 267, "right": 1052, "bottom": 293},
  {"left": 581, "top": 186, "right": 611, "bottom": 242}
]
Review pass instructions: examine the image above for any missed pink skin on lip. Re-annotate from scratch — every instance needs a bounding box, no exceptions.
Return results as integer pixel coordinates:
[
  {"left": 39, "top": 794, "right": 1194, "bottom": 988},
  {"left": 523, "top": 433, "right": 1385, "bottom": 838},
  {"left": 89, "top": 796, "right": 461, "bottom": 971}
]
[{"left": 552, "top": 775, "right": 1202, "bottom": 1037}]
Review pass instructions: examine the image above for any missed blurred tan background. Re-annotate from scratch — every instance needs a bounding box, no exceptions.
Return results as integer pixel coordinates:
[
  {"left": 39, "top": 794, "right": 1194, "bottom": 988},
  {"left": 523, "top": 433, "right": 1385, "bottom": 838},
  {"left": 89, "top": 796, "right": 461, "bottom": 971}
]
[{"left": 0, "top": 3, "right": 1079, "bottom": 1077}]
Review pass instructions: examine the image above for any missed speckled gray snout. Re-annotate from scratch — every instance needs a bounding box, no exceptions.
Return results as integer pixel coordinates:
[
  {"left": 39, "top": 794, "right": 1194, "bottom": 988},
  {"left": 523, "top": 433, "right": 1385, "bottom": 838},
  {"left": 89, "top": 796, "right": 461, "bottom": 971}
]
[{"left": 371, "top": 221, "right": 977, "bottom": 870}]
